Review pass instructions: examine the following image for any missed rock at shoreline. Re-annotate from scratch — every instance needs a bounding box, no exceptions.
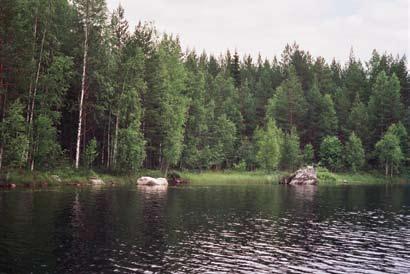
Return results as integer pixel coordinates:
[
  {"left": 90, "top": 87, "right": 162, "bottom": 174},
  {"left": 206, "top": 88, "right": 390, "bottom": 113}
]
[
  {"left": 51, "top": 175, "right": 62, "bottom": 183},
  {"left": 0, "top": 183, "right": 16, "bottom": 188},
  {"left": 89, "top": 177, "right": 105, "bottom": 185},
  {"left": 281, "top": 166, "right": 318, "bottom": 185},
  {"left": 137, "top": 177, "right": 168, "bottom": 186}
]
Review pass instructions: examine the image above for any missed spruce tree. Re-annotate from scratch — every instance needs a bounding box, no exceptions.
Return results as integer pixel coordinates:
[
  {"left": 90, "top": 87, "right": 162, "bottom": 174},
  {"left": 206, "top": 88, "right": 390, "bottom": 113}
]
[{"left": 267, "top": 67, "right": 307, "bottom": 133}]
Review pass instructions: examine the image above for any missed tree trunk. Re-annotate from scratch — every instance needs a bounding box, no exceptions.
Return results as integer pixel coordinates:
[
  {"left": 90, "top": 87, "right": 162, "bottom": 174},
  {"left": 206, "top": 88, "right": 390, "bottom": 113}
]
[
  {"left": 26, "top": 13, "right": 38, "bottom": 123},
  {"left": 0, "top": 92, "right": 7, "bottom": 170},
  {"left": 101, "top": 128, "right": 105, "bottom": 166},
  {"left": 112, "top": 113, "right": 119, "bottom": 168},
  {"left": 161, "top": 160, "right": 169, "bottom": 177},
  {"left": 385, "top": 162, "right": 388, "bottom": 177},
  {"left": 83, "top": 112, "right": 87, "bottom": 155},
  {"left": 107, "top": 110, "right": 111, "bottom": 169},
  {"left": 0, "top": 145, "right": 3, "bottom": 171},
  {"left": 75, "top": 25, "right": 88, "bottom": 169},
  {"left": 28, "top": 27, "right": 47, "bottom": 169}
]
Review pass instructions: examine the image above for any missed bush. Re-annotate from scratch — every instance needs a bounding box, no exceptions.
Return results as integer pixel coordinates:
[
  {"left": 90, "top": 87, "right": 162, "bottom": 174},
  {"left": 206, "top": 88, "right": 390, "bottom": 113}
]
[
  {"left": 233, "top": 160, "right": 247, "bottom": 171},
  {"left": 319, "top": 136, "right": 343, "bottom": 171},
  {"left": 317, "top": 167, "right": 337, "bottom": 183}
]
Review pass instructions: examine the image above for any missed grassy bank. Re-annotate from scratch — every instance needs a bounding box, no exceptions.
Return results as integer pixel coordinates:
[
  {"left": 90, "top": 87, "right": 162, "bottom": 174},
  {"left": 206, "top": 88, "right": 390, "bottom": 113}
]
[
  {"left": 0, "top": 168, "right": 163, "bottom": 187},
  {"left": 183, "top": 170, "right": 409, "bottom": 185},
  {"left": 181, "top": 170, "right": 284, "bottom": 185},
  {"left": 0, "top": 168, "right": 408, "bottom": 187},
  {"left": 317, "top": 168, "right": 409, "bottom": 184}
]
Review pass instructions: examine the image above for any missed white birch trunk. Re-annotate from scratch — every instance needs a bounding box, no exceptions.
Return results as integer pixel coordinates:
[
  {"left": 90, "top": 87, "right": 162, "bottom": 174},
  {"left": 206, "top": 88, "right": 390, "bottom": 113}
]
[
  {"left": 28, "top": 27, "right": 47, "bottom": 169},
  {"left": 26, "top": 14, "right": 38, "bottom": 123},
  {"left": 75, "top": 25, "right": 88, "bottom": 169}
]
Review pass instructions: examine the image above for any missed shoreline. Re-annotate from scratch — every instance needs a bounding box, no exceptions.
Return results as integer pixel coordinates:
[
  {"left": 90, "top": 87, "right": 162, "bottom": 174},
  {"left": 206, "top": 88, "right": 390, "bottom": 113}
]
[{"left": 0, "top": 169, "right": 409, "bottom": 188}]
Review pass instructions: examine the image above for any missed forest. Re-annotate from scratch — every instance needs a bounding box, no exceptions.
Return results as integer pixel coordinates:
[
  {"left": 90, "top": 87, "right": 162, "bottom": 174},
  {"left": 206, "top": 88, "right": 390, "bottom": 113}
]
[{"left": 0, "top": 0, "right": 409, "bottom": 177}]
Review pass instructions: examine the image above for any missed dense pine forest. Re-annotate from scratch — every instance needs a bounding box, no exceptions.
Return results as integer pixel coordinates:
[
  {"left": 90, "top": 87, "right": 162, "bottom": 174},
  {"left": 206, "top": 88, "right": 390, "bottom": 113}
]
[{"left": 0, "top": 0, "right": 409, "bottom": 177}]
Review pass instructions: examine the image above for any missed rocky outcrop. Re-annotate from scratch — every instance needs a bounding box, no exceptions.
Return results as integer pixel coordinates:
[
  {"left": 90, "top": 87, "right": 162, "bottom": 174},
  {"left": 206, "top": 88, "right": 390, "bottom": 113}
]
[
  {"left": 280, "top": 166, "right": 318, "bottom": 185},
  {"left": 137, "top": 177, "right": 168, "bottom": 186}
]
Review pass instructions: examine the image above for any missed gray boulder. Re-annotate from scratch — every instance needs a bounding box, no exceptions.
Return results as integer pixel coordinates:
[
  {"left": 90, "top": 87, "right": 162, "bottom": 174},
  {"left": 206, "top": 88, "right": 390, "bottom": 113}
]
[
  {"left": 281, "top": 166, "right": 317, "bottom": 185},
  {"left": 137, "top": 177, "right": 168, "bottom": 186},
  {"left": 89, "top": 177, "right": 105, "bottom": 185}
]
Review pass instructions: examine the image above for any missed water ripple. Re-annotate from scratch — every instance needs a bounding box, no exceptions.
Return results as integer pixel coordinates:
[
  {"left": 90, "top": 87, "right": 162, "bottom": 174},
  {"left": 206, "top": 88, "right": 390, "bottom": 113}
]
[{"left": 0, "top": 185, "right": 409, "bottom": 273}]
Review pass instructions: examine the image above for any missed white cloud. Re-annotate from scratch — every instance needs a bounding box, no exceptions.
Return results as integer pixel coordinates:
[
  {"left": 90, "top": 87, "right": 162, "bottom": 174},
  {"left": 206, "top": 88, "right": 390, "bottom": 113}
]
[{"left": 107, "top": 0, "right": 409, "bottom": 66}]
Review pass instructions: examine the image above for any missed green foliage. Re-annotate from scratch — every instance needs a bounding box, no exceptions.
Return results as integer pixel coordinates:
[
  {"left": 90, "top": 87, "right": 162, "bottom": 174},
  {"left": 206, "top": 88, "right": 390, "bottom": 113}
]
[
  {"left": 319, "top": 136, "right": 343, "bottom": 171},
  {"left": 1, "top": 2, "right": 409, "bottom": 177},
  {"left": 33, "top": 115, "right": 61, "bottom": 169},
  {"left": 368, "top": 72, "right": 403, "bottom": 139},
  {"left": 209, "top": 114, "right": 237, "bottom": 167},
  {"left": 345, "top": 132, "right": 365, "bottom": 172},
  {"left": 1, "top": 101, "right": 28, "bottom": 168},
  {"left": 254, "top": 119, "right": 283, "bottom": 171},
  {"left": 267, "top": 67, "right": 307, "bottom": 132},
  {"left": 84, "top": 138, "right": 98, "bottom": 169},
  {"left": 348, "top": 94, "right": 369, "bottom": 149},
  {"left": 376, "top": 132, "right": 403, "bottom": 176},
  {"left": 237, "top": 138, "right": 257, "bottom": 170},
  {"left": 320, "top": 94, "right": 338, "bottom": 137},
  {"left": 280, "top": 127, "right": 301, "bottom": 171},
  {"left": 116, "top": 122, "right": 146, "bottom": 173},
  {"left": 386, "top": 122, "right": 408, "bottom": 155},
  {"left": 181, "top": 56, "right": 209, "bottom": 169},
  {"left": 303, "top": 143, "right": 314, "bottom": 165},
  {"left": 158, "top": 36, "right": 189, "bottom": 171},
  {"left": 233, "top": 160, "right": 247, "bottom": 172},
  {"left": 317, "top": 167, "right": 337, "bottom": 183}
]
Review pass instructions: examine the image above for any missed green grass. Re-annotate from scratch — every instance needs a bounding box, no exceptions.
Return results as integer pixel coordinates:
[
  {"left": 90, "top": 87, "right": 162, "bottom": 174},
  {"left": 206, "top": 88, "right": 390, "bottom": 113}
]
[
  {"left": 0, "top": 168, "right": 168, "bottom": 187},
  {"left": 317, "top": 167, "right": 409, "bottom": 185},
  {"left": 1, "top": 167, "right": 408, "bottom": 187},
  {"left": 181, "top": 170, "right": 283, "bottom": 185}
]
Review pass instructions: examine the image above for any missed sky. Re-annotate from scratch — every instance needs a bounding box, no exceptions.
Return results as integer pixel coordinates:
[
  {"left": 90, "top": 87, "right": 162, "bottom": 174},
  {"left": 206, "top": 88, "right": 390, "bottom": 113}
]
[{"left": 106, "top": 0, "right": 409, "bottom": 66}]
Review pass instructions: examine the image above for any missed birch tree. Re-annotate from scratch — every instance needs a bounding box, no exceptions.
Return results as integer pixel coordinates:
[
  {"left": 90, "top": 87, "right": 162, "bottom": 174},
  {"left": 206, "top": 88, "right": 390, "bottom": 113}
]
[{"left": 73, "top": 0, "right": 106, "bottom": 168}]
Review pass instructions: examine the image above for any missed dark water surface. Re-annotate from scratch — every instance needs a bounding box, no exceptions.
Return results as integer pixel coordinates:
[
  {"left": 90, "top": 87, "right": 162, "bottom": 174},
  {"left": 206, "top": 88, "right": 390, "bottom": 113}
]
[{"left": 0, "top": 183, "right": 410, "bottom": 273}]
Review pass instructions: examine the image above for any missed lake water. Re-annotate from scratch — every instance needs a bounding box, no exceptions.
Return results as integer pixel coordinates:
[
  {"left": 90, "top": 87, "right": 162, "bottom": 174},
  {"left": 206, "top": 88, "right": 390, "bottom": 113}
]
[{"left": 0, "top": 183, "right": 409, "bottom": 273}]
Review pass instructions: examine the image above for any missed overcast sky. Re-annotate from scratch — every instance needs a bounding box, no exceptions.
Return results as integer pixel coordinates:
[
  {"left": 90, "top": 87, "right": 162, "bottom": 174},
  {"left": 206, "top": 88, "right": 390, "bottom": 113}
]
[{"left": 106, "top": 0, "right": 409, "bottom": 66}]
